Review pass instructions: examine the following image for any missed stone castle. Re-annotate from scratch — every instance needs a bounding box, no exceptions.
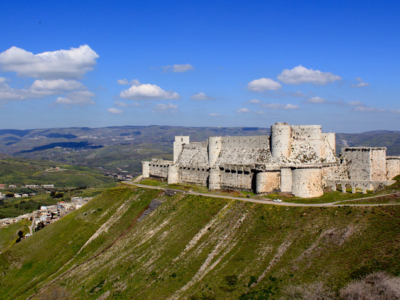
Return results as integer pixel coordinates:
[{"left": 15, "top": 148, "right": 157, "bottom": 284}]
[{"left": 142, "top": 123, "right": 400, "bottom": 198}]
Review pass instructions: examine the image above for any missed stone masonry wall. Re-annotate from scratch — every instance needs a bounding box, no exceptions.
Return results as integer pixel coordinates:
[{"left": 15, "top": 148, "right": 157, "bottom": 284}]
[
  {"left": 179, "top": 167, "right": 209, "bottom": 186},
  {"left": 387, "top": 157, "right": 400, "bottom": 180},
  {"left": 220, "top": 169, "right": 254, "bottom": 191},
  {"left": 149, "top": 162, "right": 170, "bottom": 178},
  {"left": 370, "top": 148, "right": 387, "bottom": 180},
  {"left": 343, "top": 148, "right": 372, "bottom": 180}
]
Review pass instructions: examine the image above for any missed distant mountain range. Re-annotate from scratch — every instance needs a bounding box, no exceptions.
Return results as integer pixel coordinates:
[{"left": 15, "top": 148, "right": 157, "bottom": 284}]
[{"left": 1, "top": 126, "right": 399, "bottom": 175}]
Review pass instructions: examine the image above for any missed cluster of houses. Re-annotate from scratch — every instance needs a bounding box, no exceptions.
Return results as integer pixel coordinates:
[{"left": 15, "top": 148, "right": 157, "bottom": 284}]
[
  {"left": 0, "top": 197, "right": 93, "bottom": 231},
  {"left": 105, "top": 173, "right": 133, "bottom": 181},
  {"left": 0, "top": 184, "right": 55, "bottom": 189}
]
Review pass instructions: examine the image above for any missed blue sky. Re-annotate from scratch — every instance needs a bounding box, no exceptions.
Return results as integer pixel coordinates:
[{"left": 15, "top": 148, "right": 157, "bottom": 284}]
[{"left": 0, "top": 0, "right": 399, "bottom": 132}]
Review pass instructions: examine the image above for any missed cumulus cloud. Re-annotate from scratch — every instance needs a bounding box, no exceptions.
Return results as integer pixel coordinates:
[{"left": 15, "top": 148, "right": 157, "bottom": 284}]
[
  {"left": 247, "top": 78, "right": 282, "bottom": 92},
  {"left": 30, "top": 79, "right": 84, "bottom": 95},
  {"left": 0, "top": 78, "right": 90, "bottom": 103},
  {"left": 0, "top": 77, "right": 6, "bottom": 83},
  {"left": 55, "top": 91, "right": 95, "bottom": 106},
  {"left": 152, "top": 103, "right": 178, "bottom": 113},
  {"left": 261, "top": 102, "right": 299, "bottom": 110},
  {"left": 120, "top": 83, "right": 180, "bottom": 100},
  {"left": 351, "top": 77, "right": 369, "bottom": 88},
  {"left": 210, "top": 113, "right": 221, "bottom": 117},
  {"left": 305, "top": 96, "right": 326, "bottom": 104},
  {"left": 248, "top": 99, "right": 261, "bottom": 104},
  {"left": 173, "top": 64, "right": 194, "bottom": 72},
  {"left": 0, "top": 45, "right": 98, "bottom": 79},
  {"left": 117, "top": 79, "right": 140, "bottom": 86},
  {"left": 107, "top": 108, "right": 124, "bottom": 114},
  {"left": 191, "top": 92, "right": 214, "bottom": 100},
  {"left": 237, "top": 108, "right": 250, "bottom": 113},
  {"left": 277, "top": 65, "right": 341, "bottom": 85}
]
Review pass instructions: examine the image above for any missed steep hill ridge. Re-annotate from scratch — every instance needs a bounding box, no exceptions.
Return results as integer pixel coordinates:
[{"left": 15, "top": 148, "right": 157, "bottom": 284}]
[{"left": 1, "top": 186, "right": 400, "bottom": 299}]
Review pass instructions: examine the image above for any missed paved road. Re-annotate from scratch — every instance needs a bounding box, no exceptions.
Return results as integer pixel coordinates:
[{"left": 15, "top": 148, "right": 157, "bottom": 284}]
[{"left": 123, "top": 181, "right": 400, "bottom": 207}]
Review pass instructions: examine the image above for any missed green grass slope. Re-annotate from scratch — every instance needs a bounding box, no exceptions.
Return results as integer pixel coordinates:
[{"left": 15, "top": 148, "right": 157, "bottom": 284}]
[
  {"left": 0, "top": 157, "right": 114, "bottom": 187},
  {"left": 1, "top": 187, "right": 400, "bottom": 299},
  {"left": 0, "top": 219, "right": 31, "bottom": 253}
]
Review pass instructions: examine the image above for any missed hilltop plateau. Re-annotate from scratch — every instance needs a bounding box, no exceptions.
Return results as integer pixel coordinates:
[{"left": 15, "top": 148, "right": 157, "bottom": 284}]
[{"left": 1, "top": 185, "right": 400, "bottom": 299}]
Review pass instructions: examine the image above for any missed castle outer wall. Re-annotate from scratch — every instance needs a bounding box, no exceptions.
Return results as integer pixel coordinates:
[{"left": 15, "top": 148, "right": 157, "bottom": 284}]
[{"left": 142, "top": 123, "right": 400, "bottom": 198}]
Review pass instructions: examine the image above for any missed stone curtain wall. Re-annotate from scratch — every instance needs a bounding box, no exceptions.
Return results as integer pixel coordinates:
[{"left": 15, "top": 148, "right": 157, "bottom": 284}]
[
  {"left": 220, "top": 169, "right": 254, "bottom": 191},
  {"left": 370, "top": 148, "right": 387, "bottom": 180},
  {"left": 386, "top": 157, "right": 400, "bottom": 180},
  {"left": 343, "top": 148, "right": 372, "bottom": 180},
  {"left": 149, "top": 161, "right": 170, "bottom": 178},
  {"left": 179, "top": 167, "right": 209, "bottom": 186}
]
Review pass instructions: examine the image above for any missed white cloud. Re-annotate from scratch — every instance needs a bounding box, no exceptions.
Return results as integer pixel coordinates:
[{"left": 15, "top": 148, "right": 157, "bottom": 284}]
[
  {"left": 210, "top": 113, "right": 221, "bottom": 117},
  {"left": 354, "top": 106, "right": 385, "bottom": 112},
  {"left": 305, "top": 96, "right": 326, "bottom": 104},
  {"left": 277, "top": 65, "right": 341, "bottom": 85},
  {"left": 351, "top": 77, "right": 369, "bottom": 88},
  {"left": 114, "top": 100, "right": 140, "bottom": 107},
  {"left": 30, "top": 79, "right": 84, "bottom": 95},
  {"left": 261, "top": 102, "right": 300, "bottom": 110},
  {"left": 248, "top": 99, "right": 261, "bottom": 104},
  {"left": 152, "top": 103, "right": 178, "bottom": 113},
  {"left": 348, "top": 101, "right": 363, "bottom": 106},
  {"left": 191, "top": 92, "right": 213, "bottom": 100},
  {"left": 247, "top": 78, "right": 282, "bottom": 92},
  {"left": 173, "top": 64, "right": 194, "bottom": 72},
  {"left": 237, "top": 108, "right": 250, "bottom": 113},
  {"left": 0, "top": 45, "right": 98, "bottom": 79},
  {"left": 0, "top": 77, "right": 6, "bottom": 83},
  {"left": 107, "top": 108, "right": 124, "bottom": 114},
  {"left": 120, "top": 83, "right": 180, "bottom": 100},
  {"left": 55, "top": 91, "right": 95, "bottom": 106},
  {"left": 117, "top": 79, "right": 140, "bottom": 86},
  {"left": 254, "top": 111, "right": 266, "bottom": 114},
  {"left": 390, "top": 109, "right": 400, "bottom": 114}
]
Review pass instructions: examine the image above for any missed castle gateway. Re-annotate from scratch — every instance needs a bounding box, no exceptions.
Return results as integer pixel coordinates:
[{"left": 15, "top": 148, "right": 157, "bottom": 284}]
[{"left": 142, "top": 123, "right": 399, "bottom": 198}]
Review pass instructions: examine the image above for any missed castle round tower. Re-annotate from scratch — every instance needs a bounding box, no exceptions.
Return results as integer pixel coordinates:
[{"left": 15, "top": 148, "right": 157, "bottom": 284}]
[
  {"left": 167, "top": 165, "right": 179, "bottom": 184},
  {"left": 271, "top": 123, "right": 291, "bottom": 158},
  {"left": 291, "top": 167, "right": 323, "bottom": 198},
  {"left": 208, "top": 168, "right": 221, "bottom": 190},
  {"left": 208, "top": 137, "right": 222, "bottom": 166}
]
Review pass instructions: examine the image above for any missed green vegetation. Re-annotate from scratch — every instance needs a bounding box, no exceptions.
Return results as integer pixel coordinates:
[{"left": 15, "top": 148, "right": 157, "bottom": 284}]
[
  {"left": 0, "top": 157, "right": 115, "bottom": 187},
  {"left": 1, "top": 186, "right": 400, "bottom": 299},
  {"left": 0, "top": 219, "right": 31, "bottom": 252}
]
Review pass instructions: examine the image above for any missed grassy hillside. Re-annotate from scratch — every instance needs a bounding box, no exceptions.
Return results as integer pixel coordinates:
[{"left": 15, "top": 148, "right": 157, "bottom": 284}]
[
  {"left": 1, "top": 186, "right": 400, "bottom": 299},
  {"left": 0, "top": 157, "right": 115, "bottom": 187},
  {"left": 0, "top": 219, "right": 31, "bottom": 253}
]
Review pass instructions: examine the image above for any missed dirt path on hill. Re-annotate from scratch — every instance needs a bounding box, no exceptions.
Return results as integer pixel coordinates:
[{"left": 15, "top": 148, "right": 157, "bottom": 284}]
[{"left": 123, "top": 181, "right": 400, "bottom": 207}]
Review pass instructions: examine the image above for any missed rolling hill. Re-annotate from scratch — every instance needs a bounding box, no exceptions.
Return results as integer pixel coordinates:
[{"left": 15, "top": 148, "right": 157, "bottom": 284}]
[{"left": 1, "top": 186, "right": 400, "bottom": 299}]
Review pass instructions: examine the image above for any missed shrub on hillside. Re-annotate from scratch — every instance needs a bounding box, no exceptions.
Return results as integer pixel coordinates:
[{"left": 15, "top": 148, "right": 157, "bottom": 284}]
[
  {"left": 340, "top": 272, "right": 400, "bottom": 299},
  {"left": 38, "top": 285, "right": 72, "bottom": 300},
  {"left": 280, "top": 282, "right": 335, "bottom": 300}
]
